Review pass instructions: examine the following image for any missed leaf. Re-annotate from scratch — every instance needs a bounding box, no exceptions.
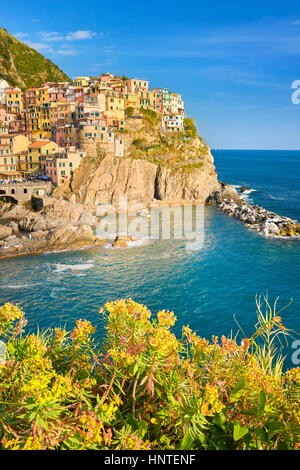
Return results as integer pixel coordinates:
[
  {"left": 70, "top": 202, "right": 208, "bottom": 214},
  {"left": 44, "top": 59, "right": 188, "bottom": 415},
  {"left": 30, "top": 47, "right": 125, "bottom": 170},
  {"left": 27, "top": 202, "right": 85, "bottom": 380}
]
[
  {"left": 233, "top": 421, "right": 249, "bottom": 441},
  {"left": 180, "top": 434, "right": 194, "bottom": 450},
  {"left": 230, "top": 379, "right": 245, "bottom": 402},
  {"left": 258, "top": 390, "right": 266, "bottom": 416},
  {"left": 126, "top": 414, "right": 138, "bottom": 430},
  {"left": 129, "top": 363, "right": 139, "bottom": 377}
]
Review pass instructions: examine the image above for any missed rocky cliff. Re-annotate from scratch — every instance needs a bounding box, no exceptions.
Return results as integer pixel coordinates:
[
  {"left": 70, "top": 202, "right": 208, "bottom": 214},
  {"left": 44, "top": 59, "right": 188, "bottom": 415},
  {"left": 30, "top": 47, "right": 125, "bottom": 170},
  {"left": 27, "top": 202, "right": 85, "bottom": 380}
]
[{"left": 56, "top": 117, "right": 222, "bottom": 208}]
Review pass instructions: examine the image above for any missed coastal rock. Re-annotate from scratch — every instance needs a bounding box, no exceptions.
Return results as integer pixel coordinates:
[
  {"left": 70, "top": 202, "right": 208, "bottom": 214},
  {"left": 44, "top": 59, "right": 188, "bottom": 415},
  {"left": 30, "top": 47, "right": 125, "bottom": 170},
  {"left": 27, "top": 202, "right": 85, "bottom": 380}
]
[
  {"left": 31, "top": 230, "right": 49, "bottom": 240},
  {"left": 241, "top": 185, "right": 251, "bottom": 193},
  {"left": 0, "top": 225, "right": 12, "bottom": 240},
  {"left": 0, "top": 197, "right": 102, "bottom": 258},
  {"left": 217, "top": 196, "right": 298, "bottom": 238},
  {"left": 0, "top": 205, "right": 30, "bottom": 221},
  {"left": 49, "top": 224, "right": 101, "bottom": 248},
  {"left": 206, "top": 184, "right": 241, "bottom": 205},
  {"left": 112, "top": 236, "right": 138, "bottom": 248},
  {"left": 7, "top": 221, "right": 19, "bottom": 234},
  {"left": 262, "top": 221, "right": 280, "bottom": 237}
]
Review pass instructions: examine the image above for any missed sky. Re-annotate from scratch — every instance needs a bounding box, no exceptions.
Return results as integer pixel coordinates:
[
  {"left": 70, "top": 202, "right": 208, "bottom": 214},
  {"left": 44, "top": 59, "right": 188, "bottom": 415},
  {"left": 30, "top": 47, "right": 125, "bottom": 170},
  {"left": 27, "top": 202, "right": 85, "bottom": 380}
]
[{"left": 1, "top": 0, "right": 300, "bottom": 149}]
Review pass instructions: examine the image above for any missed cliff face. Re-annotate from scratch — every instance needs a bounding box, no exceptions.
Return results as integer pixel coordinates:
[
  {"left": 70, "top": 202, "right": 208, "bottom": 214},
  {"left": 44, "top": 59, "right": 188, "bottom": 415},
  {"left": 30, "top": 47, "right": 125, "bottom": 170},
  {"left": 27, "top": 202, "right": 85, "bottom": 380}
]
[
  {"left": 64, "top": 156, "right": 158, "bottom": 206},
  {"left": 56, "top": 119, "right": 222, "bottom": 208},
  {"left": 0, "top": 28, "right": 70, "bottom": 89}
]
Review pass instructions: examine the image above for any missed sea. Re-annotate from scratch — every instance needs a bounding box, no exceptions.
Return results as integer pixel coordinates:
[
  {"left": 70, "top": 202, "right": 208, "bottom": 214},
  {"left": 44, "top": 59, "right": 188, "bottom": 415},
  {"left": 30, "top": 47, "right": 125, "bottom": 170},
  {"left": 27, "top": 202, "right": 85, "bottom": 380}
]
[{"left": 0, "top": 150, "right": 299, "bottom": 367}]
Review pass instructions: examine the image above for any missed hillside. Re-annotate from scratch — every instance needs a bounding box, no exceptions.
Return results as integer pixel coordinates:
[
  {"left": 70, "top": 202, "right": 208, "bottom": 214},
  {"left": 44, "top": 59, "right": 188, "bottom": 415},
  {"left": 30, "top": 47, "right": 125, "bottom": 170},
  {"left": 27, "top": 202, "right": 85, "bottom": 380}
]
[{"left": 0, "top": 27, "right": 71, "bottom": 89}]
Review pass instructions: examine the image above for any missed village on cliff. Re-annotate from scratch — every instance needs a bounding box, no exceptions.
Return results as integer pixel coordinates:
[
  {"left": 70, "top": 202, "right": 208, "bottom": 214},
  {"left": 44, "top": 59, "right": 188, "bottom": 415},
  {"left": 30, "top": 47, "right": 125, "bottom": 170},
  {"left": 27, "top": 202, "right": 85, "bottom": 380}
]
[{"left": 0, "top": 74, "right": 185, "bottom": 188}]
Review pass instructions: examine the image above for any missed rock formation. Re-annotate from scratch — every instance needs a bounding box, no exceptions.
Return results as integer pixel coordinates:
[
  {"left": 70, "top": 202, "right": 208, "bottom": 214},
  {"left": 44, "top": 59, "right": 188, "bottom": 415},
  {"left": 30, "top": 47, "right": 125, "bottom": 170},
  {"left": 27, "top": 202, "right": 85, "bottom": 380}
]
[{"left": 0, "top": 198, "right": 104, "bottom": 258}]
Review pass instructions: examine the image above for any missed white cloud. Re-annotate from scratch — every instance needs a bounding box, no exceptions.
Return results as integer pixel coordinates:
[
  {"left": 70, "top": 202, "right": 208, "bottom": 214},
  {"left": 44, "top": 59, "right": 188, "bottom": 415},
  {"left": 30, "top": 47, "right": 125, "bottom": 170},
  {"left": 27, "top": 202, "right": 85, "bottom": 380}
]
[
  {"left": 25, "top": 41, "right": 53, "bottom": 52},
  {"left": 14, "top": 32, "right": 29, "bottom": 39},
  {"left": 66, "top": 30, "right": 98, "bottom": 40},
  {"left": 56, "top": 48, "right": 78, "bottom": 56},
  {"left": 39, "top": 31, "right": 65, "bottom": 41}
]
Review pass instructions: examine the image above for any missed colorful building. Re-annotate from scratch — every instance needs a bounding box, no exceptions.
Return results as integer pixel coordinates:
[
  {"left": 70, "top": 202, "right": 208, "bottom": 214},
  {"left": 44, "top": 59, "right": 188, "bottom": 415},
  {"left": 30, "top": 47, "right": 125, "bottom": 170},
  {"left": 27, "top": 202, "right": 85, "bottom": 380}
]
[
  {"left": 44, "top": 146, "right": 86, "bottom": 185},
  {"left": 27, "top": 140, "right": 60, "bottom": 174},
  {"left": 0, "top": 134, "right": 29, "bottom": 176},
  {"left": 5, "top": 89, "right": 23, "bottom": 114},
  {"left": 126, "top": 78, "right": 149, "bottom": 94},
  {"left": 162, "top": 114, "right": 184, "bottom": 132}
]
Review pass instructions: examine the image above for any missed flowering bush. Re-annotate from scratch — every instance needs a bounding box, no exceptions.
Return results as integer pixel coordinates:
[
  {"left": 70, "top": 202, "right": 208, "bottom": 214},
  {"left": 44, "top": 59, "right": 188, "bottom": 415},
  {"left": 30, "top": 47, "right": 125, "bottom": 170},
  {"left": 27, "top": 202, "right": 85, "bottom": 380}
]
[{"left": 0, "top": 297, "right": 299, "bottom": 450}]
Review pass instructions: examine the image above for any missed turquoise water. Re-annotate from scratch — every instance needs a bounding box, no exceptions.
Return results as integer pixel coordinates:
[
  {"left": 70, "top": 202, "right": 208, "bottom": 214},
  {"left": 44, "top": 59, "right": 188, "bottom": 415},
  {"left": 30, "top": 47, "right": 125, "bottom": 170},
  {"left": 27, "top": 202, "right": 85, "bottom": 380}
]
[{"left": 0, "top": 150, "right": 299, "bottom": 365}]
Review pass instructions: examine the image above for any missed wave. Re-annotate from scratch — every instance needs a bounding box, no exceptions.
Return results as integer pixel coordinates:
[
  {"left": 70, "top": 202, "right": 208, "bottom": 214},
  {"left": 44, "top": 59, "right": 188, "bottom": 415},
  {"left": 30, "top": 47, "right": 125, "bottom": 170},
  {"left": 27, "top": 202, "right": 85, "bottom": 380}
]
[
  {"left": 53, "top": 263, "right": 94, "bottom": 272},
  {"left": 0, "top": 284, "right": 32, "bottom": 289},
  {"left": 241, "top": 189, "right": 257, "bottom": 195},
  {"left": 103, "top": 238, "right": 149, "bottom": 249},
  {"left": 0, "top": 283, "right": 43, "bottom": 289},
  {"left": 185, "top": 240, "right": 205, "bottom": 252},
  {"left": 266, "top": 194, "right": 287, "bottom": 201}
]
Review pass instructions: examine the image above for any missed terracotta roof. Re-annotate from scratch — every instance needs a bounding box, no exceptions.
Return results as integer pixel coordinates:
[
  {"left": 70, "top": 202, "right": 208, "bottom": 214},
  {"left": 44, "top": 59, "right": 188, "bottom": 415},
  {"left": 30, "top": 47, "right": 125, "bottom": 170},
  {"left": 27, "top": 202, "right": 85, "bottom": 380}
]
[{"left": 28, "top": 140, "right": 53, "bottom": 148}]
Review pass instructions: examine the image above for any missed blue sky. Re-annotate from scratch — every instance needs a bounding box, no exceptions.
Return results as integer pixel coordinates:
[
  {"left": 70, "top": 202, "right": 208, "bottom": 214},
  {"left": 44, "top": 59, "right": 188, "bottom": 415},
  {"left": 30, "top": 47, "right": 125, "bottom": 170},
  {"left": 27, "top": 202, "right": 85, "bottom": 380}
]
[{"left": 1, "top": 0, "right": 300, "bottom": 149}]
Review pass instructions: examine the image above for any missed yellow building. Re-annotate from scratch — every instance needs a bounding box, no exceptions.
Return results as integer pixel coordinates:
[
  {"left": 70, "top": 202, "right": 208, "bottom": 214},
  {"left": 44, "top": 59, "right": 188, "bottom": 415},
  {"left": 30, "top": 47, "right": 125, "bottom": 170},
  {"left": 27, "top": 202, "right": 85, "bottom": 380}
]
[
  {"left": 74, "top": 77, "right": 90, "bottom": 87},
  {"left": 104, "top": 94, "right": 125, "bottom": 122},
  {"left": 138, "top": 90, "right": 157, "bottom": 112},
  {"left": 28, "top": 103, "right": 52, "bottom": 140},
  {"left": 36, "top": 86, "right": 50, "bottom": 105},
  {"left": 26, "top": 140, "right": 60, "bottom": 174},
  {"left": 15, "top": 150, "right": 29, "bottom": 173},
  {"left": 0, "top": 134, "right": 29, "bottom": 175},
  {"left": 124, "top": 94, "right": 139, "bottom": 113},
  {"left": 5, "top": 89, "right": 23, "bottom": 114}
]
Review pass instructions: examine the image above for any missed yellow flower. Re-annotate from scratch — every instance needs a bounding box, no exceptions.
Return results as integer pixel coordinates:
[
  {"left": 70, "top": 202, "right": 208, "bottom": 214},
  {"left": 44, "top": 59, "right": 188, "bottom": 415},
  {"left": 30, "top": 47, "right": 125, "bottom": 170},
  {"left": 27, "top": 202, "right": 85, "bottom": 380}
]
[
  {"left": 157, "top": 310, "right": 176, "bottom": 328},
  {"left": 0, "top": 303, "right": 24, "bottom": 323},
  {"left": 70, "top": 319, "right": 95, "bottom": 342}
]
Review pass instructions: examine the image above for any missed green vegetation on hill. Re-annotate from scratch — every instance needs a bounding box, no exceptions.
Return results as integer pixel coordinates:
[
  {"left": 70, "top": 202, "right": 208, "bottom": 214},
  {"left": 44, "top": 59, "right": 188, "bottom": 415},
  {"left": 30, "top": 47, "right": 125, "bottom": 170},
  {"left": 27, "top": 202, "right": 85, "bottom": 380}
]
[
  {"left": 0, "top": 297, "right": 299, "bottom": 450},
  {"left": 0, "top": 27, "right": 71, "bottom": 89},
  {"left": 128, "top": 114, "right": 209, "bottom": 169}
]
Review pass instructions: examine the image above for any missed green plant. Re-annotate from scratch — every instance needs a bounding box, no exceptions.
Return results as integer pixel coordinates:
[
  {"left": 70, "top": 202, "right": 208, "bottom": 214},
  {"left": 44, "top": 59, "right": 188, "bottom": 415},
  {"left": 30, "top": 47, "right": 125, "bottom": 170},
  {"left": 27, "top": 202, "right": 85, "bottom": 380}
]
[
  {"left": 184, "top": 118, "right": 197, "bottom": 139},
  {"left": 125, "top": 107, "right": 134, "bottom": 117},
  {"left": 0, "top": 297, "right": 299, "bottom": 450}
]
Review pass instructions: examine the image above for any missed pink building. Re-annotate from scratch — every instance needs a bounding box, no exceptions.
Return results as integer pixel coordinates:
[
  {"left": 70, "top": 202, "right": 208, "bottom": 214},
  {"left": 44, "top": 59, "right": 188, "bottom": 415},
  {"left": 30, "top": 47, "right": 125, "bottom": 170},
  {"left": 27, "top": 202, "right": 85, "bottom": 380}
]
[
  {"left": 23, "top": 88, "right": 38, "bottom": 107},
  {"left": 52, "top": 125, "right": 79, "bottom": 148},
  {"left": 66, "top": 87, "right": 84, "bottom": 103},
  {"left": 48, "top": 87, "right": 66, "bottom": 102},
  {"left": 126, "top": 78, "right": 149, "bottom": 94},
  {"left": 45, "top": 147, "right": 86, "bottom": 185}
]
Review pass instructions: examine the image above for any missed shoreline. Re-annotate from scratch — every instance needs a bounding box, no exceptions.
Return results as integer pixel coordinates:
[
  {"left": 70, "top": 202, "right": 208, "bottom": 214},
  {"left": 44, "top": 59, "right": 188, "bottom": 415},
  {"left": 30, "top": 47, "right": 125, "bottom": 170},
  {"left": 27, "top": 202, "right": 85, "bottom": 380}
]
[{"left": 1, "top": 193, "right": 299, "bottom": 260}]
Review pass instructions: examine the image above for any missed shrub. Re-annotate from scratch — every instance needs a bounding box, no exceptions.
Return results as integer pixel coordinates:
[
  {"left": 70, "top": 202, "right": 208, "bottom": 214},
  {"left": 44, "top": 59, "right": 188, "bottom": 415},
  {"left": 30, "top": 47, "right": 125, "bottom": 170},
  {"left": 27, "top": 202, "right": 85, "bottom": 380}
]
[
  {"left": 0, "top": 297, "right": 299, "bottom": 450},
  {"left": 141, "top": 108, "right": 158, "bottom": 127},
  {"left": 131, "top": 138, "right": 148, "bottom": 150},
  {"left": 184, "top": 118, "right": 198, "bottom": 139},
  {"left": 125, "top": 107, "right": 134, "bottom": 117}
]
